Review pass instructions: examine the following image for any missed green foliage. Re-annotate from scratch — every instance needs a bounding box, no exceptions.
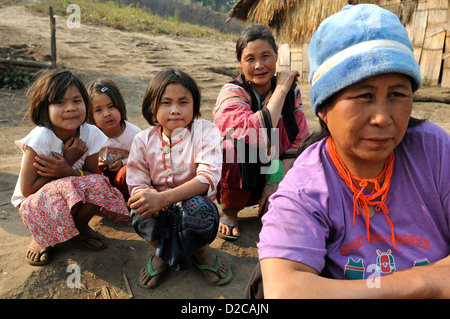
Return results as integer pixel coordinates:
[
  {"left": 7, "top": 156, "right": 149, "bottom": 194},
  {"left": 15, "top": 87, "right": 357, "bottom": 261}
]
[
  {"left": 193, "top": 0, "right": 236, "bottom": 13},
  {"left": 0, "top": 0, "right": 22, "bottom": 5},
  {"left": 127, "top": 0, "right": 242, "bottom": 34},
  {"left": 0, "top": 66, "right": 31, "bottom": 90},
  {"left": 173, "top": 9, "right": 180, "bottom": 22},
  {"left": 27, "top": 0, "right": 238, "bottom": 41}
]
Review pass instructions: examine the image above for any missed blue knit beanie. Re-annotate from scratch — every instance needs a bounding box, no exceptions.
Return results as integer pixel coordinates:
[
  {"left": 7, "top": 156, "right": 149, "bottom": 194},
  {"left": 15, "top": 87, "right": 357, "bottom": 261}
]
[{"left": 308, "top": 4, "right": 421, "bottom": 115}]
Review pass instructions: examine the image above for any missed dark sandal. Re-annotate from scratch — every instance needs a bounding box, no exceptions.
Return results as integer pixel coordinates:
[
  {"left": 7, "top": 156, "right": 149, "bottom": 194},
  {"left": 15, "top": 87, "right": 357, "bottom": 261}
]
[{"left": 217, "top": 218, "right": 239, "bottom": 240}]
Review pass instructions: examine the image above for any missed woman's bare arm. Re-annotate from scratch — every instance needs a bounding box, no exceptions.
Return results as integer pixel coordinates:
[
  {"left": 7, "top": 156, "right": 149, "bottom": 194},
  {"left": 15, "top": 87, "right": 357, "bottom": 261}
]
[{"left": 261, "top": 256, "right": 450, "bottom": 299}]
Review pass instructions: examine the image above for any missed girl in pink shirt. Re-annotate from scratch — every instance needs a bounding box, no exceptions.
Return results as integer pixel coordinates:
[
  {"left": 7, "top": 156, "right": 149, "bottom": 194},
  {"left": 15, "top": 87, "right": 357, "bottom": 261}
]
[{"left": 127, "top": 69, "right": 232, "bottom": 289}]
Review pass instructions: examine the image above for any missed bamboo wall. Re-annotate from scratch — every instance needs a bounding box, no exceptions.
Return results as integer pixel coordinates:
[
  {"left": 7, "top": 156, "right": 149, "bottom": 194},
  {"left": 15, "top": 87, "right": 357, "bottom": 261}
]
[
  {"left": 277, "top": 0, "right": 450, "bottom": 87},
  {"left": 277, "top": 42, "right": 310, "bottom": 82}
]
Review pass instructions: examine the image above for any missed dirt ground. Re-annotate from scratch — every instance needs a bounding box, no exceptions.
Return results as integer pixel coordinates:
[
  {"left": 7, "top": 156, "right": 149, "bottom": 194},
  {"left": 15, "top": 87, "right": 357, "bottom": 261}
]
[{"left": 0, "top": 3, "right": 449, "bottom": 300}]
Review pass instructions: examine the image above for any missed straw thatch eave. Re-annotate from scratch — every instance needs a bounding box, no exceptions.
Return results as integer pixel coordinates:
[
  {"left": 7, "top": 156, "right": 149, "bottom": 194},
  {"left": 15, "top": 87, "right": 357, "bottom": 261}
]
[{"left": 228, "top": 0, "right": 417, "bottom": 45}]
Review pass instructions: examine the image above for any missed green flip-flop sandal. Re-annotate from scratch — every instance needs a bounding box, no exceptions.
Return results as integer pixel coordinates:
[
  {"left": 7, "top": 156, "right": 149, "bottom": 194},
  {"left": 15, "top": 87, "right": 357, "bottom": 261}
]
[
  {"left": 194, "top": 256, "right": 233, "bottom": 286},
  {"left": 139, "top": 255, "right": 169, "bottom": 289}
]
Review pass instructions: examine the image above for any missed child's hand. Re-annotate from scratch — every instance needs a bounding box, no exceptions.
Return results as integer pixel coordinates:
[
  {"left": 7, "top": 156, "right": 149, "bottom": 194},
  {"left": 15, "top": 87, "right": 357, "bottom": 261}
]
[
  {"left": 34, "top": 152, "right": 75, "bottom": 178},
  {"left": 98, "top": 158, "right": 108, "bottom": 171},
  {"left": 128, "top": 188, "right": 167, "bottom": 218},
  {"left": 63, "top": 137, "right": 87, "bottom": 166},
  {"left": 108, "top": 160, "right": 123, "bottom": 172}
]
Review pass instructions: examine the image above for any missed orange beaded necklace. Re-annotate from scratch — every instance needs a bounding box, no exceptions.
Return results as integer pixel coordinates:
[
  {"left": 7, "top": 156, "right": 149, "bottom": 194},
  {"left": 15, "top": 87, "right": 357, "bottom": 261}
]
[{"left": 326, "top": 136, "right": 398, "bottom": 251}]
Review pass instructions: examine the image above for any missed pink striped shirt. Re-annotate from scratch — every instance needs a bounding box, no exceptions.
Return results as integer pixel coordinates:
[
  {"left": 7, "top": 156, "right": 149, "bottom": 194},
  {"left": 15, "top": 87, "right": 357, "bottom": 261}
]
[{"left": 213, "top": 82, "right": 309, "bottom": 157}]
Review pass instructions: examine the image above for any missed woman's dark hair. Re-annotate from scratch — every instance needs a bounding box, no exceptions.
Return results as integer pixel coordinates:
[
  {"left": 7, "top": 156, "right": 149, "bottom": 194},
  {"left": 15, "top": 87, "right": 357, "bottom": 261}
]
[
  {"left": 85, "top": 78, "right": 127, "bottom": 125},
  {"left": 26, "top": 68, "right": 89, "bottom": 129},
  {"left": 236, "top": 24, "right": 277, "bottom": 61},
  {"left": 141, "top": 69, "right": 201, "bottom": 126}
]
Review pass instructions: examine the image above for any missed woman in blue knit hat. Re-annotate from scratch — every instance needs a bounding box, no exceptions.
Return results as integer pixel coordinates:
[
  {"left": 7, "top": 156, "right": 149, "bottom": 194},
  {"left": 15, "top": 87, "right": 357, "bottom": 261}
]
[{"left": 255, "top": 4, "right": 450, "bottom": 298}]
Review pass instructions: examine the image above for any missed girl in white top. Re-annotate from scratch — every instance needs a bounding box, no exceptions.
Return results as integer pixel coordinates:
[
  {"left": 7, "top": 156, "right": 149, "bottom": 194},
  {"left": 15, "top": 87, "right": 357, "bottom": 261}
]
[
  {"left": 86, "top": 78, "right": 141, "bottom": 201},
  {"left": 127, "top": 69, "right": 232, "bottom": 288},
  {"left": 11, "top": 69, "right": 129, "bottom": 266}
]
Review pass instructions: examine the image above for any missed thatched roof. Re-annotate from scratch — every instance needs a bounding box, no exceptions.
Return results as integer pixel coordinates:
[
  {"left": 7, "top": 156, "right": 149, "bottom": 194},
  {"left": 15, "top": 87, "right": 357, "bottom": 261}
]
[{"left": 228, "top": 0, "right": 417, "bottom": 45}]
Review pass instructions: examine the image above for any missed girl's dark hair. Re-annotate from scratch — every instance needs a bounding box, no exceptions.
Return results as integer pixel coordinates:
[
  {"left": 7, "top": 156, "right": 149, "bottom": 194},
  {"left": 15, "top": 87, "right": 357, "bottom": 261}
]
[
  {"left": 85, "top": 78, "right": 127, "bottom": 125},
  {"left": 26, "top": 68, "right": 89, "bottom": 129},
  {"left": 236, "top": 24, "right": 277, "bottom": 61},
  {"left": 141, "top": 69, "right": 201, "bottom": 126}
]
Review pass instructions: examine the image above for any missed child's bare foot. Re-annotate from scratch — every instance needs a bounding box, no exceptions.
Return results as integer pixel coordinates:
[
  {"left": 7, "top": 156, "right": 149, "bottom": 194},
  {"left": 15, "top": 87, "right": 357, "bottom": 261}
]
[
  {"left": 26, "top": 238, "right": 50, "bottom": 266},
  {"left": 139, "top": 255, "right": 169, "bottom": 289},
  {"left": 218, "top": 210, "right": 240, "bottom": 240},
  {"left": 194, "top": 246, "right": 232, "bottom": 286}
]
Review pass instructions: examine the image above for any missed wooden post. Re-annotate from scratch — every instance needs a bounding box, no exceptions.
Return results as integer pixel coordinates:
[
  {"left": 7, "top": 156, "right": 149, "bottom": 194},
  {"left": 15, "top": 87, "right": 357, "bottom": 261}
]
[{"left": 49, "top": 6, "right": 56, "bottom": 67}]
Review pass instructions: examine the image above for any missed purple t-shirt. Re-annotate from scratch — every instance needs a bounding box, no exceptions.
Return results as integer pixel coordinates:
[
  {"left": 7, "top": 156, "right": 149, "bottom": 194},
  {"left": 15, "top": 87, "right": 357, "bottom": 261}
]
[{"left": 258, "top": 122, "right": 450, "bottom": 279}]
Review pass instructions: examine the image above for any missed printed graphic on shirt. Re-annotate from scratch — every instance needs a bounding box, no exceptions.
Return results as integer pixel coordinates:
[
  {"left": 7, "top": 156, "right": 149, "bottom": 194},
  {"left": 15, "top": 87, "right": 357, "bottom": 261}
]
[
  {"left": 344, "top": 258, "right": 365, "bottom": 279},
  {"left": 413, "top": 258, "right": 430, "bottom": 267},
  {"left": 338, "top": 229, "right": 435, "bottom": 279},
  {"left": 344, "top": 252, "right": 432, "bottom": 279},
  {"left": 339, "top": 232, "right": 430, "bottom": 256},
  {"left": 376, "top": 249, "right": 396, "bottom": 274}
]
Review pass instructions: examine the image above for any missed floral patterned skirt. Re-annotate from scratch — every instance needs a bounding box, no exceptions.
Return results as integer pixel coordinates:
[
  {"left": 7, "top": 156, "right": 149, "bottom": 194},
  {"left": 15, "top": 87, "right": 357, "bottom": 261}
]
[{"left": 19, "top": 174, "right": 130, "bottom": 248}]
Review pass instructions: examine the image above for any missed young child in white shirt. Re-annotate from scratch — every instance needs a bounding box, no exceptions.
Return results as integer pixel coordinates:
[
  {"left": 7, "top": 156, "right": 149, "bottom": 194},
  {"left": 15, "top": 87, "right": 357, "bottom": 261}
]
[{"left": 86, "top": 78, "right": 141, "bottom": 201}]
